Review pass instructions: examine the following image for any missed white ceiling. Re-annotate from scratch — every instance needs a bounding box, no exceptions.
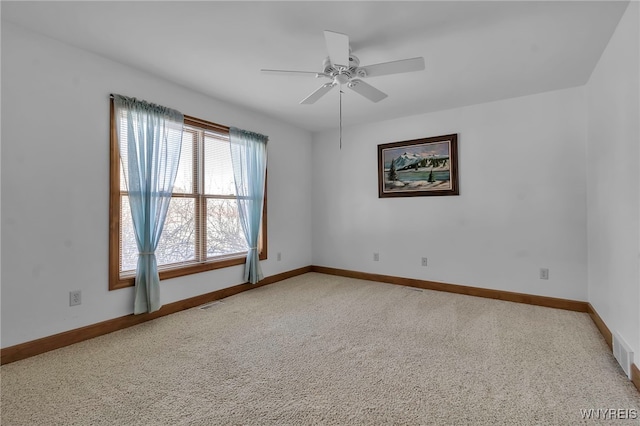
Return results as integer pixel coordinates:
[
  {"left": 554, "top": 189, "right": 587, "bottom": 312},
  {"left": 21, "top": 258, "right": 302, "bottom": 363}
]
[{"left": 1, "top": 1, "right": 629, "bottom": 132}]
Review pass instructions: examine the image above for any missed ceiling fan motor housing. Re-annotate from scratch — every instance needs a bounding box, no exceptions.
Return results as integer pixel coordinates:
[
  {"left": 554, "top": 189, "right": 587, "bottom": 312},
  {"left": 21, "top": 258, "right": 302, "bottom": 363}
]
[{"left": 323, "top": 54, "right": 361, "bottom": 82}]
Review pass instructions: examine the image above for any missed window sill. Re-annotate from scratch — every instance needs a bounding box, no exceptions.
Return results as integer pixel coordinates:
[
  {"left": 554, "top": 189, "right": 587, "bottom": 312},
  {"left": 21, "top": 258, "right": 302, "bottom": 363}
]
[{"left": 110, "top": 251, "right": 266, "bottom": 290}]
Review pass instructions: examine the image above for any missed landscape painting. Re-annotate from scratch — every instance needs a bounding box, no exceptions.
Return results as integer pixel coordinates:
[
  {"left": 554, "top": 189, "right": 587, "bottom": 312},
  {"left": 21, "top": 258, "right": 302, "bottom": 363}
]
[{"left": 378, "top": 134, "right": 458, "bottom": 198}]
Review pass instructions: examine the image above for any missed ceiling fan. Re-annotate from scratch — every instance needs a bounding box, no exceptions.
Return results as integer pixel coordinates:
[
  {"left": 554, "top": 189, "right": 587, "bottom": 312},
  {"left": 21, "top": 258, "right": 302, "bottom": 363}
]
[{"left": 261, "top": 30, "right": 426, "bottom": 105}]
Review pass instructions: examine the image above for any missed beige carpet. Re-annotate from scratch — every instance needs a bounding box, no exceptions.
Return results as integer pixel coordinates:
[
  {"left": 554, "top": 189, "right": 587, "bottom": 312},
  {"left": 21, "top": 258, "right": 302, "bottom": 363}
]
[{"left": 2, "top": 273, "right": 639, "bottom": 425}]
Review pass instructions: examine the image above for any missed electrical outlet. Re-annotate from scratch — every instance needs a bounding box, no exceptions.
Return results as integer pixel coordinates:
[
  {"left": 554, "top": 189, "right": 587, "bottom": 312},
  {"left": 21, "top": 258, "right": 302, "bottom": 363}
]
[
  {"left": 69, "top": 290, "right": 81, "bottom": 306},
  {"left": 421, "top": 257, "right": 428, "bottom": 267},
  {"left": 540, "top": 268, "right": 549, "bottom": 280},
  {"left": 277, "top": 252, "right": 282, "bottom": 261},
  {"left": 373, "top": 252, "right": 379, "bottom": 262}
]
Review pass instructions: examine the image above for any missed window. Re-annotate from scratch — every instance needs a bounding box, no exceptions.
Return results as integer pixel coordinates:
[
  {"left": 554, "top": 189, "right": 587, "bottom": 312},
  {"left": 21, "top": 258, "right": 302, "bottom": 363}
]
[{"left": 109, "top": 103, "right": 267, "bottom": 290}]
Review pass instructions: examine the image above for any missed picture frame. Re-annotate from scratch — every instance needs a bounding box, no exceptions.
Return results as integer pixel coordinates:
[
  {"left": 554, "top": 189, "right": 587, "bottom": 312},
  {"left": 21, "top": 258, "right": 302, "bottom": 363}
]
[{"left": 378, "top": 133, "right": 459, "bottom": 198}]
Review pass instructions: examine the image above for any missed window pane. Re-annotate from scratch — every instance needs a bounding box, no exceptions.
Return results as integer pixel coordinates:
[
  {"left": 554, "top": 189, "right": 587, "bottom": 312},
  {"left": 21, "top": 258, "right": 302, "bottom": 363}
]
[
  {"left": 118, "top": 111, "right": 129, "bottom": 192},
  {"left": 173, "top": 129, "right": 195, "bottom": 194},
  {"left": 156, "top": 198, "right": 196, "bottom": 266},
  {"left": 206, "top": 198, "right": 248, "bottom": 257},
  {"left": 121, "top": 196, "right": 196, "bottom": 274},
  {"left": 120, "top": 162, "right": 128, "bottom": 192},
  {"left": 120, "top": 196, "right": 138, "bottom": 273},
  {"left": 119, "top": 118, "right": 194, "bottom": 194},
  {"left": 204, "top": 134, "right": 236, "bottom": 196}
]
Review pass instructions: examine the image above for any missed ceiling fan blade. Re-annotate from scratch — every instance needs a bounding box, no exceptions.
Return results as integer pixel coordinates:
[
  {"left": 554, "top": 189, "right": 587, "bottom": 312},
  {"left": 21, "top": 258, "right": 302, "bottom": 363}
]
[
  {"left": 347, "top": 79, "right": 388, "bottom": 103},
  {"left": 360, "top": 57, "right": 425, "bottom": 78},
  {"left": 324, "top": 30, "right": 350, "bottom": 69},
  {"left": 261, "top": 69, "right": 325, "bottom": 77},
  {"left": 300, "top": 82, "right": 336, "bottom": 104}
]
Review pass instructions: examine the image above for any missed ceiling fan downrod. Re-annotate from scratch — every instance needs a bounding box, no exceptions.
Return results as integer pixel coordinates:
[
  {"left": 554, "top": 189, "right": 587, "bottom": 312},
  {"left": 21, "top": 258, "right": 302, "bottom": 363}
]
[{"left": 339, "top": 89, "right": 343, "bottom": 150}]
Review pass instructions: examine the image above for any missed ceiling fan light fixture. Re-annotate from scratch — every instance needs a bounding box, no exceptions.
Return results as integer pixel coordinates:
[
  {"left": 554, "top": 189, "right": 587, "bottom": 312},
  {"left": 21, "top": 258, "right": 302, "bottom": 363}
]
[{"left": 335, "top": 74, "right": 350, "bottom": 85}]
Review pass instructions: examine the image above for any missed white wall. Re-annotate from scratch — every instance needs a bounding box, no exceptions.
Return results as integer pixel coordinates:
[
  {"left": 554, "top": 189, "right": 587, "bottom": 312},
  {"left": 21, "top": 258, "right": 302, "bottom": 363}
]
[
  {"left": 586, "top": 2, "right": 640, "bottom": 354},
  {"left": 312, "top": 87, "right": 588, "bottom": 301},
  {"left": 0, "top": 22, "right": 313, "bottom": 348}
]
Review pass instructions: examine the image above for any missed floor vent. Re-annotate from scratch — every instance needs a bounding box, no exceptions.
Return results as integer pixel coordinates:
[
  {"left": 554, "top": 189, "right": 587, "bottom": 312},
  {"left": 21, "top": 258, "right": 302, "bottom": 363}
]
[
  {"left": 613, "top": 331, "right": 634, "bottom": 380},
  {"left": 199, "top": 301, "right": 224, "bottom": 310}
]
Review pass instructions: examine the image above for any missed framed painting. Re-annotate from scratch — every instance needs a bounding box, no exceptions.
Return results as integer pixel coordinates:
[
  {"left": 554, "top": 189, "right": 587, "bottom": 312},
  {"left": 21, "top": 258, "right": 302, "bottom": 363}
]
[{"left": 378, "top": 133, "right": 458, "bottom": 198}]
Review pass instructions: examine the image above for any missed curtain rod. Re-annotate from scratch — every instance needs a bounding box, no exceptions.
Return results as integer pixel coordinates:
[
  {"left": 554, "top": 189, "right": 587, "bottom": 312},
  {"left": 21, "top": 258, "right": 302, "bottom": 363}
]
[{"left": 109, "top": 94, "right": 230, "bottom": 132}]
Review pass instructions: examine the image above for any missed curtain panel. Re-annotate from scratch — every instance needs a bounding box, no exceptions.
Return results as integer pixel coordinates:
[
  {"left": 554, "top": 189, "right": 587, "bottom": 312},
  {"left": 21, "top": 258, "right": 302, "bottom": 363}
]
[
  {"left": 229, "top": 127, "right": 268, "bottom": 284},
  {"left": 113, "top": 94, "right": 184, "bottom": 314}
]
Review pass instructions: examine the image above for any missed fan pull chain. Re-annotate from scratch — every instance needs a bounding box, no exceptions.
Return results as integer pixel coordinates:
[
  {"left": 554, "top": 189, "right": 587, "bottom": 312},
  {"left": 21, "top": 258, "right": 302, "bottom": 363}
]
[{"left": 339, "top": 89, "right": 343, "bottom": 150}]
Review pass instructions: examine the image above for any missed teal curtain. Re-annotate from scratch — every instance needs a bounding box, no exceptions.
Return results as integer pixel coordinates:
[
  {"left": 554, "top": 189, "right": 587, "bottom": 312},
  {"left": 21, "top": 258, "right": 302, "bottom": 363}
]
[
  {"left": 113, "top": 95, "right": 183, "bottom": 314},
  {"left": 229, "top": 127, "right": 268, "bottom": 284}
]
